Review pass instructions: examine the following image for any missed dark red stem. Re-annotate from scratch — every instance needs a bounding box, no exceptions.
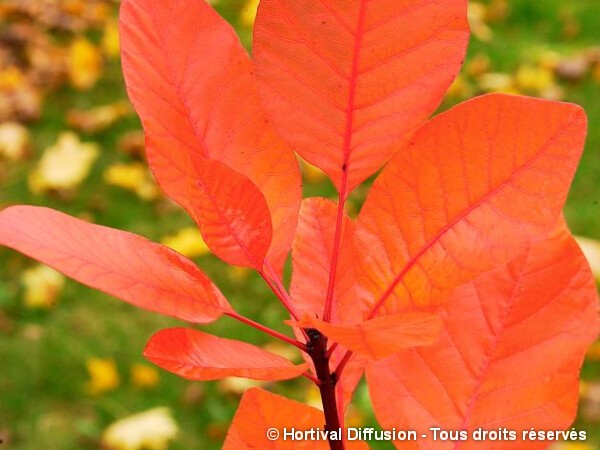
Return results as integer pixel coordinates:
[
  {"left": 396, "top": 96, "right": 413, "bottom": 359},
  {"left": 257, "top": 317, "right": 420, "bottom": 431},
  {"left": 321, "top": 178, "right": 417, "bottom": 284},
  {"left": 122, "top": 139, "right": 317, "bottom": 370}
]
[{"left": 307, "top": 329, "right": 345, "bottom": 450}]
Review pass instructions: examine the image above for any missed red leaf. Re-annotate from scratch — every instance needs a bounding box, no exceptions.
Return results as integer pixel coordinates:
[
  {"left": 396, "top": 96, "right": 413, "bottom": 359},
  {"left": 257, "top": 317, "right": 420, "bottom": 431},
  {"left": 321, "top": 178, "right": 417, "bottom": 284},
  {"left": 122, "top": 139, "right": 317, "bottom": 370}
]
[
  {"left": 367, "top": 224, "right": 600, "bottom": 450},
  {"left": 120, "top": 0, "right": 301, "bottom": 273},
  {"left": 357, "top": 94, "right": 587, "bottom": 317},
  {"left": 289, "top": 198, "right": 366, "bottom": 415},
  {"left": 290, "top": 198, "right": 361, "bottom": 323},
  {"left": 144, "top": 328, "right": 309, "bottom": 381},
  {"left": 253, "top": 0, "right": 469, "bottom": 193},
  {"left": 0, "top": 206, "right": 230, "bottom": 323},
  {"left": 189, "top": 159, "right": 272, "bottom": 269},
  {"left": 223, "top": 387, "right": 370, "bottom": 449},
  {"left": 299, "top": 312, "right": 443, "bottom": 361}
]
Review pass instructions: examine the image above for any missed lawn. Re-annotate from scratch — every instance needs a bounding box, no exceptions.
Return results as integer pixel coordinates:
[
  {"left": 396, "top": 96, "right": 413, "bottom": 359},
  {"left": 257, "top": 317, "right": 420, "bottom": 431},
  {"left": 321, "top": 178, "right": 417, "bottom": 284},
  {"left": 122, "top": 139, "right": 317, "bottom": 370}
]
[{"left": 0, "top": 0, "right": 599, "bottom": 449}]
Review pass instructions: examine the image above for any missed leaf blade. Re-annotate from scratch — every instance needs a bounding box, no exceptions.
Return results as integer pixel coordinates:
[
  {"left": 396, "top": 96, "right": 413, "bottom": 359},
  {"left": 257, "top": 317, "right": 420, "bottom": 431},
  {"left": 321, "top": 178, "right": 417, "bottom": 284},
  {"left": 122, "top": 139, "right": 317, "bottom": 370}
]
[
  {"left": 254, "top": 0, "right": 469, "bottom": 192},
  {"left": 289, "top": 198, "right": 366, "bottom": 414},
  {"left": 223, "top": 388, "right": 370, "bottom": 449},
  {"left": 358, "top": 94, "right": 587, "bottom": 316},
  {"left": 189, "top": 159, "right": 272, "bottom": 269},
  {"left": 120, "top": 0, "right": 301, "bottom": 272},
  {"left": 0, "top": 206, "right": 230, "bottom": 323},
  {"left": 290, "top": 197, "right": 361, "bottom": 322},
  {"left": 144, "top": 328, "right": 308, "bottom": 381},
  {"left": 298, "top": 313, "right": 443, "bottom": 361},
  {"left": 367, "top": 225, "right": 599, "bottom": 449}
]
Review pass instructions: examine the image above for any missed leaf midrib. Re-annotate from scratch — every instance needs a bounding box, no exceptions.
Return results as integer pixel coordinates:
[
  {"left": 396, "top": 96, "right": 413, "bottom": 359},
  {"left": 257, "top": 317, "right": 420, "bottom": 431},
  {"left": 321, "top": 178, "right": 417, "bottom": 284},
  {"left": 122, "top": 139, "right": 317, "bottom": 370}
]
[{"left": 368, "top": 110, "right": 579, "bottom": 318}]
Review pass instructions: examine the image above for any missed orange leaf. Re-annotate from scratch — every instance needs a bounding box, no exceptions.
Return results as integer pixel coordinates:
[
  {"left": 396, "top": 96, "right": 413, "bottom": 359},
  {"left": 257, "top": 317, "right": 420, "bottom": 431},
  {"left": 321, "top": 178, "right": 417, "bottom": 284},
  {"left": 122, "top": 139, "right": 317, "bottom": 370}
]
[
  {"left": 289, "top": 198, "right": 366, "bottom": 415},
  {"left": 332, "top": 352, "right": 367, "bottom": 420},
  {"left": 291, "top": 198, "right": 362, "bottom": 323},
  {"left": 144, "top": 328, "right": 309, "bottom": 381},
  {"left": 367, "top": 224, "right": 599, "bottom": 450},
  {"left": 299, "top": 313, "right": 443, "bottom": 361},
  {"left": 357, "top": 94, "right": 587, "bottom": 317},
  {"left": 120, "top": 0, "right": 301, "bottom": 273},
  {"left": 223, "top": 388, "right": 370, "bottom": 449},
  {"left": 0, "top": 206, "right": 230, "bottom": 323},
  {"left": 253, "top": 0, "right": 469, "bottom": 193},
  {"left": 188, "top": 159, "right": 272, "bottom": 269}
]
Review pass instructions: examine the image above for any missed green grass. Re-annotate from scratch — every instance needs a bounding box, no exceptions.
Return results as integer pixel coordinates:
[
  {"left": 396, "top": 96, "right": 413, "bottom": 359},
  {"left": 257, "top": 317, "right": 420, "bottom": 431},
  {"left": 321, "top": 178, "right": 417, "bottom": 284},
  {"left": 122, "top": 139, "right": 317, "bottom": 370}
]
[{"left": 1, "top": 0, "right": 600, "bottom": 449}]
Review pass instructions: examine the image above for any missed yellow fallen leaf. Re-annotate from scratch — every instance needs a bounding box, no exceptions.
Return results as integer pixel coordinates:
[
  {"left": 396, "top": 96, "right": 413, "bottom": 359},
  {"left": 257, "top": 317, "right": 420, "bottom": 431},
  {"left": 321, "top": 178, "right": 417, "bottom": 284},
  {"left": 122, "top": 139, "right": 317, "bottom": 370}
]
[
  {"left": 67, "top": 101, "right": 131, "bottom": 133},
  {"left": 515, "top": 65, "right": 556, "bottom": 93},
  {"left": 20, "top": 264, "right": 65, "bottom": 309},
  {"left": 29, "top": 132, "right": 99, "bottom": 194},
  {"left": 468, "top": 2, "right": 493, "bottom": 42},
  {"left": 466, "top": 53, "right": 490, "bottom": 77},
  {"left": 240, "top": 0, "right": 260, "bottom": 27},
  {"left": 538, "top": 50, "right": 562, "bottom": 70},
  {"left": 580, "top": 380, "right": 590, "bottom": 397},
  {"left": 0, "top": 66, "right": 25, "bottom": 90},
  {"left": 102, "top": 20, "right": 120, "bottom": 58},
  {"left": 130, "top": 363, "right": 160, "bottom": 389},
  {"left": 539, "top": 84, "right": 565, "bottom": 101},
  {"left": 575, "top": 236, "right": 600, "bottom": 281},
  {"left": 102, "top": 408, "right": 178, "bottom": 450},
  {"left": 218, "top": 377, "right": 264, "bottom": 396},
  {"left": 68, "top": 37, "right": 102, "bottom": 90},
  {"left": 477, "top": 72, "right": 519, "bottom": 94},
  {"left": 160, "top": 227, "right": 209, "bottom": 258},
  {"left": 0, "top": 122, "right": 30, "bottom": 161},
  {"left": 86, "top": 358, "right": 120, "bottom": 395},
  {"left": 104, "top": 162, "right": 158, "bottom": 200}
]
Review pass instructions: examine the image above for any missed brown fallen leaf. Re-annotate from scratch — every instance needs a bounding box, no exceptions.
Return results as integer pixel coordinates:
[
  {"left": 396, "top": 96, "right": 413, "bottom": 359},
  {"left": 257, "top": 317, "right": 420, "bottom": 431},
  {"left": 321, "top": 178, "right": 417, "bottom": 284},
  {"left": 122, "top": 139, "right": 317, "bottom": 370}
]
[
  {"left": 117, "top": 131, "right": 146, "bottom": 158},
  {"left": 67, "top": 101, "right": 131, "bottom": 133},
  {"left": 556, "top": 56, "right": 589, "bottom": 82}
]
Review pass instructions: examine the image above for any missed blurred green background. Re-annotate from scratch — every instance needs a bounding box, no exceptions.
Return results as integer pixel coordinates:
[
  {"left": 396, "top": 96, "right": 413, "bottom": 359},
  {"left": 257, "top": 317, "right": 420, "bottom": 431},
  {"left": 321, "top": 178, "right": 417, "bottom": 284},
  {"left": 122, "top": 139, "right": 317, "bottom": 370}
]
[{"left": 1, "top": 0, "right": 599, "bottom": 449}]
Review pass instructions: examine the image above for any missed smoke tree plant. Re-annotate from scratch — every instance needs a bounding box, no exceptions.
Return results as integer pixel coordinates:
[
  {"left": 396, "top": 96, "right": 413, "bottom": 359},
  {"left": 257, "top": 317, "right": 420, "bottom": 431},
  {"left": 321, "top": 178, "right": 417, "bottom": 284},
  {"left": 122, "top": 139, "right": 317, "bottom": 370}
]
[{"left": 0, "top": 0, "right": 598, "bottom": 449}]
